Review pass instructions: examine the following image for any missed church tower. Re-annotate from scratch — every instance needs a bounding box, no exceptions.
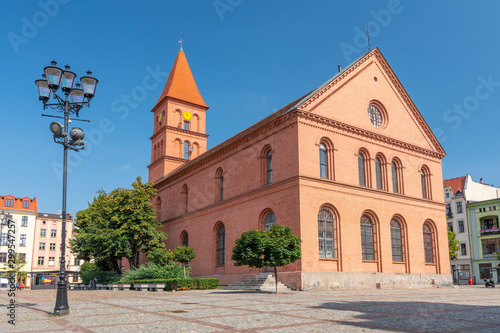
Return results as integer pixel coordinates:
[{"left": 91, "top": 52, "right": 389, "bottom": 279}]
[{"left": 148, "top": 48, "right": 209, "bottom": 183}]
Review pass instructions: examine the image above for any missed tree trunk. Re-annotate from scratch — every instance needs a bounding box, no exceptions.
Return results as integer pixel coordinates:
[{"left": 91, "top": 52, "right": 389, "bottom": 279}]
[
  {"left": 274, "top": 266, "right": 278, "bottom": 295},
  {"left": 183, "top": 264, "right": 186, "bottom": 278},
  {"left": 128, "top": 257, "right": 136, "bottom": 270}
]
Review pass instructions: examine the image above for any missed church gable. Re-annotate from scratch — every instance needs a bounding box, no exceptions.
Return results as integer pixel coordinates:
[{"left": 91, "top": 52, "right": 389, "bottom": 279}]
[{"left": 294, "top": 48, "right": 444, "bottom": 157}]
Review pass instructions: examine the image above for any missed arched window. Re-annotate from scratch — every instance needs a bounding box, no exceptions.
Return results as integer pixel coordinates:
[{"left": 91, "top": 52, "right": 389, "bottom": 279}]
[
  {"left": 182, "top": 184, "right": 188, "bottom": 213},
  {"left": 423, "top": 223, "right": 435, "bottom": 263},
  {"left": 184, "top": 141, "right": 190, "bottom": 160},
  {"left": 320, "top": 143, "right": 328, "bottom": 179},
  {"left": 216, "top": 224, "right": 225, "bottom": 265},
  {"left": 375, "top": 157, "right": 382, "bottom": 190},
  {"left": 360, "top": 215, "right": 376, "bottom": 260},
  {"left": 216, "top": 168, "right": 224, "bottom": 202},
  {"left": 181, "top": 231, "right": 189, "bottom": 247},
  {"left": 318, "top": 208, "right": 337, "bottom": 259},
  {"left": 358, "top": 149, "right": 370, "bottom": 187},
  {"left": 184, "top": 121, "right": 190, "bottom": 130},
  {"left": 390, "top": 218, "right": 404, "bottom": 262},
  {"left": 262, "top": 211, "right": 276, "bottom": 231},
  {"left": 266, "top": 150, "right": 273, "bottom": 184},
  {"left": 392, "top": 162, "right": 399, "bottom": 193}
]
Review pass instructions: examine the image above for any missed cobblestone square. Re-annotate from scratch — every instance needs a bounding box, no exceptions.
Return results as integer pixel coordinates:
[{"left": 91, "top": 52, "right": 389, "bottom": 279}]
[{"left": 1, "top": 286, "right": 499, "bottom": 332}]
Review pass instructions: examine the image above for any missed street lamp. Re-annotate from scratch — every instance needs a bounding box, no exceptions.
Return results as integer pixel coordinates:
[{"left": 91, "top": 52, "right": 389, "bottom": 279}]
[{"left": 35, "top": 61, "right": 98, "bottom": 316}]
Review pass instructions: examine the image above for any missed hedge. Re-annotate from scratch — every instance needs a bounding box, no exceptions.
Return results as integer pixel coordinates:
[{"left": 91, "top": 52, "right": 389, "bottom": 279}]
[{"left": 130, "top": 278, "right": 219, "bottom": 290}]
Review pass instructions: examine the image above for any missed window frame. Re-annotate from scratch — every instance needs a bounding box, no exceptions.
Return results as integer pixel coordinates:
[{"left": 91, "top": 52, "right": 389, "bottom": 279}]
[
  {"left": 423, "top": 222, "right": 436, "bottom": 264},
  {"left": 262, "top": 211, "right": 276, "bottom": 231},
  {"left": 360, "top": 215, "right": 377, "bottom": 261},
  {"left": 318, "top": 208, "right": 337, "bottom": 259},
  {"left": 216, "top": 223, "right": 225, "bottom": 265},
  {"left": 21, "top": 216, "right": 28, "bottom": 227}
]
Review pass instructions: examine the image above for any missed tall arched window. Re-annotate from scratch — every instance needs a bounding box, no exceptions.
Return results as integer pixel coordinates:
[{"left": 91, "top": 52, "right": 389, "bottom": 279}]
[
  {"left": 216, "top": 168, "right": 224, "bottom": 202},
  {"left": 262, "top": 211, "right": 276, "bottom": 231},
  {"left": 181, "top": 231, "right": 189, "bottom": 247},
  {"left": 184, "top": 141, "right": 190, "bottom": 160},
  {"left": 392, "top": 162, "right": 399, "bottom": 193},
  {"left": 420, "top": 165, "right": 432, "bottom": 199},
  {"left": 421, "top": 171, "right": 427, "bottom": 199},
  {"left": 182, "top": 184, "right": 189, "bottom": 213},
  {"left": 423, "top": 223, "right": 435, "bottom": 263},
  {"left": 318, "top": 208, "right": 337, "bottom": 259},
  {"left": 266, "top": 150, "right": 273, "bottom": 184},
  {"left": 360, "top": 215, "right": 376, "bottom": 260},
  {"left": 320, "top": 143, "right": 328, "bottom": 179},
  {"left": 358, "top": 154, "right": 365, "bottom": 186},
  {"left": 216, "top": 224, "right": 225, "bottom": 265},
  {"left": 375, "top": 158, "right": 382, "bottom": 190},
  {"left": 390, "top": 218, "right": 404, "bottom": 262}
]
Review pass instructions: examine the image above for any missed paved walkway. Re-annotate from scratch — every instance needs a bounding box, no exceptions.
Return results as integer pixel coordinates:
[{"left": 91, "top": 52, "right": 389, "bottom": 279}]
[{"left": 1, "top": 286, "right": 499, "bottom": 332}]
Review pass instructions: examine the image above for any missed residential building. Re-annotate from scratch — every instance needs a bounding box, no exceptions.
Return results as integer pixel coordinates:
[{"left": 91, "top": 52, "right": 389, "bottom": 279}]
[
  {"left": 468, "top": 198, "right": 500, "bottom": 283},
  {"left": 0, "top": 195, "right": 38, "bottom": 287},
  {"left": 147, "top": 47, "right": 451, "bottom": 290},
  {"left": 31, "top": 212, "right": 76, "bottom": 287},
  {"left": 444, "top": 175, "right": 500, "bottom": 282}
]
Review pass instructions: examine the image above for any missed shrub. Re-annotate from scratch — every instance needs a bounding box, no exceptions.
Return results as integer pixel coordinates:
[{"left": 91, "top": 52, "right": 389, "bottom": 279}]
[
  {"left": 79, "top": 262, "right": 119, "bottom": 284},
  {"left": 116, "top": 263, "right": 184, "bottom": 283},
  {"left": 129, "top": 278, "right": 219, "bottom": 290}
]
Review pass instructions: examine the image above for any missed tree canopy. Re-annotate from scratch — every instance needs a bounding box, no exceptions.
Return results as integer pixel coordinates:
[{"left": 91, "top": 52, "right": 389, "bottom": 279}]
[
  {"left": 232, "top": 224, "right": 301, "bottom": 293},
  {"left": 172, "top": 246, "right": 196, "bottom": 278},
  {"left": 448, "top": 229, "right": 460, "bottom": 260},
  {"left": 70, "top": 177, "right": 166, "bottom": 273}
]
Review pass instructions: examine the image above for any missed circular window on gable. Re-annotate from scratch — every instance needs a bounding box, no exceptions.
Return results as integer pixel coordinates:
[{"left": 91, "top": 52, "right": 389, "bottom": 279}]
[{"left": 367, "top": 101, "right": 387, "bottom": 128}]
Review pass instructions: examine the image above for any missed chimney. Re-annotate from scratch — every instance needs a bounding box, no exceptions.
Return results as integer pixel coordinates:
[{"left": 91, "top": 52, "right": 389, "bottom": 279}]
[
  {"left": 480, "top": 178, "right": 483, "bottom": 184},
  {"left": 338, "top": 65, "right": 341, "bottom": 72}
]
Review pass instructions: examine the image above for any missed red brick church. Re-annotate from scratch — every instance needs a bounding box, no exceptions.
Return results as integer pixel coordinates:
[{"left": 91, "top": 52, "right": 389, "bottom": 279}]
[{"left": 147, "top": 46, "right": 451, "bottom": 290}]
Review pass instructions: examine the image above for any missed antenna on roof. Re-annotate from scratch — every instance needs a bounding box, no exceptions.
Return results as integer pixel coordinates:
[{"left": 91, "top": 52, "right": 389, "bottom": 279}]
[
  {"left": 178, "top": 38, "right": 183, "bottom": 51},
  {"left": 365, "top": 25, "right": 370, "bottom": 51}
]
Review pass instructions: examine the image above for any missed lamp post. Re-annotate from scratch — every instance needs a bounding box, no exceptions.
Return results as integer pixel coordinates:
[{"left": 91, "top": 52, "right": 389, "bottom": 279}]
[{"left": 35, "top": 61, "right": 98, "bottom": 316}]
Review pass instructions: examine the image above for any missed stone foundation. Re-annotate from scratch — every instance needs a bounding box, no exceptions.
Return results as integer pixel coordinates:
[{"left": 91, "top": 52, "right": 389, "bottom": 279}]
[{"left": 302, "top": 271, "right": 453, "bottom": 290}]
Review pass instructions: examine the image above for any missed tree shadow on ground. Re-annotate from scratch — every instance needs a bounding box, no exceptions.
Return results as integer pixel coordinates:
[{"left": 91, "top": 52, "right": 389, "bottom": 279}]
[{"left": 309, "top": 300, "right": 500, "bottom": 332}]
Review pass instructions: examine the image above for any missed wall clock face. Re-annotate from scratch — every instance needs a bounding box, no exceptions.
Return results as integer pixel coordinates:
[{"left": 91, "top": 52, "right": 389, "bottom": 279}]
[{"left": 182, "top": 111, "right": 192, "bottom": 121}]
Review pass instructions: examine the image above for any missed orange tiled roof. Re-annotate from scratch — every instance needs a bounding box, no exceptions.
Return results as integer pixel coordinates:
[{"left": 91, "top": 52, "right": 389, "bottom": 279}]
[
  {"left": 443, "top": 176, "right": 466, "bottom": 193},
  {"left": 154, "top": 49, "right": 207, "bottom": 108}
]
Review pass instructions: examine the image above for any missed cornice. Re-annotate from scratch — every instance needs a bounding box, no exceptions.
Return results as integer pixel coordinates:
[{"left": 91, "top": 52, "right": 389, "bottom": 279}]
[
  {"left": 149, "top": 125, "right": 209, "bottom": 141},
  {"left": 297, "top": 111, "right": 445, "bottom": 159},
  {"left": 148, "top": 155, "right": 186, "bottom": 170},
  {"left": 151, "top": 96, "right": 209, "bottom": 114}
]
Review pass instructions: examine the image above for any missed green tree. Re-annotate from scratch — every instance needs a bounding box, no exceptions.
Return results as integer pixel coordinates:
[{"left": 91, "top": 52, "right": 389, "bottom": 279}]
[
  {"left": 0, "top": 253, "right": 27, "bottom": 283},
  {"left": 448, "top": 229, "right": 460, "bottom": 259},
  {"left": 147, "top": 247, "right": 173, "bottom": 266},
  {"left": 70, "top": 177, "right": 166, "bottom": 274},
  {"left": 232, "top": 224, "right": 302, "bottom": 294},
  {"left": 172, "top": 246, "right": 196, "bottom": 278}
]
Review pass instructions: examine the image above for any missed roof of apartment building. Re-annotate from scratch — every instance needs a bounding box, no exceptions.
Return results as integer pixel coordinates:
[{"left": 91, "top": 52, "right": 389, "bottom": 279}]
[
  {"left": 37, "top": 212, "right": 73, "bottom": 220},
  {"left": 444, "top": 176, "right": 466, "bottom": 194}
]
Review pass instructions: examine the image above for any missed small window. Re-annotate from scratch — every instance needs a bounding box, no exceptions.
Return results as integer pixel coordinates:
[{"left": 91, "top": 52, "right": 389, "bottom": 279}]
[
  {"left": 48, "top": 257, "right": 55, "bottom": 266},
  {"left": 446, "top": 204, "right": 451, "bottom": 215},
  {"left": 0, "top": 252, "right": 7, "bottom": 263},
  {"left": 4, "top": 199, "right": 13, "bottom": 207},
  {"left": 320, "top": 143, "right": 328, "bottom": 179},
  {"left": 0, "top": 234, "right": 7, "bottom": 246},
  {"left": 184, "top": 121, "right": 190, "bottom": 131},
  {"left": 74, "top": 258, "right": 80, "bottom": 266},
  {"left": 39, "top": 242, "right": 45, "bottom": 250},
  {"left": 183, "top": 141, "right": 190, "bottom": 160},
  {"left": 216, "top": 224, "right": 225, "bottom": 265},
  {"left": 266, "top": 150, "right": 273, "bottom": 184},
  {"left": 40, "top": 229, "right": 46, "bottom": 237},
  {"left": 460, "top": 243, "right": 467, "bottom": 256},
  {"left": 457, "top": 202, "right": 463, "bottom": 214},
  {"left": 262, "top": 211, "right": 276, "bottom": 231},
  {"left": 19, "top": 253, "right": 26, "bottom": 262},
  {"left": 42, "top": 220, "right": 46, "bottom": 225},
  {"left": 21, "top": 216, "right": 28, "bottom": 227},
  {"left": 19, "top": 234, "right": 27, "bottom": 247},
  {"left": 51, "top": 230, "right": 57, "bottom": 237},
  {"left": 38, "top": 257, "right": 45, "bottom": 265},
  {"left": 49, "top": 243, "right": 56, "bottom": 251},
  {"left": 23, "top": 200, "right": 29, "bottom": 209},
  {"left": 447, "top": 222, "right": 453, "bottom": 232},
  {"left": 375, "top": 158, "right": 382, "bottom": 190},
  {"left": 445, "top": 192, "right": 450, "bottom": 198},
  {"left": 458, "top": 220, "right": 465, "bottom": 233},
  {"left": 358, "top": 154, "right": 366, "bottom": 187},
  {"left": 181, "top": 232, "right": 189, "bottom": 247}
]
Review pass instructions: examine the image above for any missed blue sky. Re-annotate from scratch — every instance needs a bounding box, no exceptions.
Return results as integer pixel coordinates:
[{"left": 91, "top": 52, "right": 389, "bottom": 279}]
[{"left": 1, "top": 0, "right": 499, "bottom": 215}]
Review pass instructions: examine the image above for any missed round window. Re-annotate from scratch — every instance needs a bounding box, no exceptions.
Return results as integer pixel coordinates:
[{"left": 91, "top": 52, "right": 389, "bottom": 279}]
[{"left": 368, "top": 105, "right": 382, "bottom": 127}]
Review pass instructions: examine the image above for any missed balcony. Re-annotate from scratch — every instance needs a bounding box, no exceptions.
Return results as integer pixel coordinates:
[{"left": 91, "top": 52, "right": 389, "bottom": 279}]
[{"left": 480, "top": 228, "right": 500, "bottom": 236}]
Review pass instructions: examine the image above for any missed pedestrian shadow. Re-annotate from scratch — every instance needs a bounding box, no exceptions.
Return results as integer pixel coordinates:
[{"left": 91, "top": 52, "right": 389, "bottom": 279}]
[{"left": 308, "top": 300, "right": 500, "bottom": 332}]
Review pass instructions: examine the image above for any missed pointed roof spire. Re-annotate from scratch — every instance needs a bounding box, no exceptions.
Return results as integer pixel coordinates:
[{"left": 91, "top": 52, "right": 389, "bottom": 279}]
[{"left": 155, "top": 48, "right": 207, "bottom": 108}]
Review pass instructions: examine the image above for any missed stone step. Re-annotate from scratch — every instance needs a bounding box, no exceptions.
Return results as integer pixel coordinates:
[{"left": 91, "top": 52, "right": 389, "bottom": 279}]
[{"left": 223, "top": 273, "right": 292, "bottom": 292}]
